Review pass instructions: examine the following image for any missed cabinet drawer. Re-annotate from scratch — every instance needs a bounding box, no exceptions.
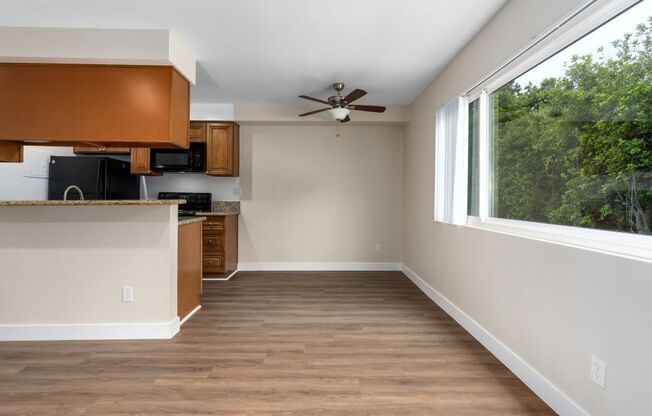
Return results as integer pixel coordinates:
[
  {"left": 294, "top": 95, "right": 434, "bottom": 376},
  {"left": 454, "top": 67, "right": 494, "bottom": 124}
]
[
  {"left": 203, "top": 234, "right": 224, "bottom": 252},
  {"left": 204, "top": 255, "right": 224, "bottom": 272},
  {"left": 203, "top": 226, "right": 223, "bottom": 235},
  {"left": 203, "top": 216, "right": 225, "bottom": 229}
]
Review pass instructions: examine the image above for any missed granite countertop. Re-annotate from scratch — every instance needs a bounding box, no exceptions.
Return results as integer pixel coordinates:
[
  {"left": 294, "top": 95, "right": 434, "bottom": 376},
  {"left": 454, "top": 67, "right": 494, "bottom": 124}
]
[
  {"left": 196, "top": 200, "right": 240, "bottom": 216},
  {"left": 178, "top": 216, "right": 206, "bottom": 226},
  {"left": 0, "top": 199, "right": 186, "bottom": 207}
]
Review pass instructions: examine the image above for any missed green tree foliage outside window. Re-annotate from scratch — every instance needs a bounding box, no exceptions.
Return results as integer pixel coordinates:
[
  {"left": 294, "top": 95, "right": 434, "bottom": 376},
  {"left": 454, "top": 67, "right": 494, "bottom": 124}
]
[{"left": 492, "top": 18, "right": 652, "bottom": 235}]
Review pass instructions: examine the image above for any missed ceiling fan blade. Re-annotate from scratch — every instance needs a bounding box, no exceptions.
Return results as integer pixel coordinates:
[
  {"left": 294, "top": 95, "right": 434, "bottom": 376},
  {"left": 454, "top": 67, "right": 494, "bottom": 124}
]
[
  {"left": 350, "top": 105, "right": 386, "bottom": 113},
  {"left": 339, "top": 115, "right": 351, "bottom": 123},
  {"left": 298, "top": 107, "right": 330, "bottom": 117},
  {"left": 343, "top": 89, "right": 367, "bottom": 104},
  {"left": 299, "top": 95, "right": 330, "bottom": 105}
]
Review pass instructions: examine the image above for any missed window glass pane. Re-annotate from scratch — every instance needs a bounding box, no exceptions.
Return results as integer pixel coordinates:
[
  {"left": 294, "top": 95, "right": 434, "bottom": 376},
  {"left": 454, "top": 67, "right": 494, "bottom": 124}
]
[
  {"left": 491, "top": 1, "right": 652, "bottom": 235},
  {"left": 467, "top": 98, "right": 480, "bottom": 216}
]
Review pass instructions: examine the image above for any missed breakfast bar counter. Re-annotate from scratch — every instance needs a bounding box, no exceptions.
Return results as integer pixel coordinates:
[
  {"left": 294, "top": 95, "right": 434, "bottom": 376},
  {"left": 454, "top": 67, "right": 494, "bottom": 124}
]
[{"left": 0, "top": 200, "right": 189, "bottom": 341}]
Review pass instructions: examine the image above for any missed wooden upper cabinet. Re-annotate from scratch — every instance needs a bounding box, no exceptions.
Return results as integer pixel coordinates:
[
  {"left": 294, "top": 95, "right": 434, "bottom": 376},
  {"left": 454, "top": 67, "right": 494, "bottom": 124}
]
[
  {"left": 189, "top": 122, "right": 207, "bottom": 143},
  {"left": 74, "top": 146, "right": 131, "bottom": 155},
  {"left": 130, "top": 148, "right": 161, "bottom": 176},
  {"left": 206, "top": 122, "right": 239, "bottom": 177},
  {"left": 0, "top": 142, "right": 23, "bottom": 163},
  {"left": 129, "top": 121, "right": 239, "bottom": 177},
  {"left": 0, "top": 63, "right": 189, "bottom": 148}
]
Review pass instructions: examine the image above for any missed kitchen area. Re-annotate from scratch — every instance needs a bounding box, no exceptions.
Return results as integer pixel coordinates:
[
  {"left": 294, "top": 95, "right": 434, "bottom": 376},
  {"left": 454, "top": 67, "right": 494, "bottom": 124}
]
[
  {"left": 0, "top": 131, "right": 241, "bottom": 340},
  {"left": 0, "top": 34, "right": 241, "bottom": 341}
]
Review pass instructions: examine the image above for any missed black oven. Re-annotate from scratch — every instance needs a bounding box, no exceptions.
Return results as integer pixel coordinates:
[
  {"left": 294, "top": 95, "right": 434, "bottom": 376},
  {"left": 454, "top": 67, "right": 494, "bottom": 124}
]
[{"left": 151, "top": 142, "right": 205, "bottom": 172}]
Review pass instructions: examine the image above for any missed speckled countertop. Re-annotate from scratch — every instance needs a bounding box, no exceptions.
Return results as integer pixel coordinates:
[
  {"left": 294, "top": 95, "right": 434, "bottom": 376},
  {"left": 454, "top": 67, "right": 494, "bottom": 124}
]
[
  {"left": 178, "top": 216, "right": 206, "bottom": 226},
  {"left": 0, "top": 199, "right": 186, "bottom": 207},
  {"left": 197, "top": 211, "right": 239, "bottom": 216},
  {"left": 196, "top": 200, "right": 240, "bottom": 216}
]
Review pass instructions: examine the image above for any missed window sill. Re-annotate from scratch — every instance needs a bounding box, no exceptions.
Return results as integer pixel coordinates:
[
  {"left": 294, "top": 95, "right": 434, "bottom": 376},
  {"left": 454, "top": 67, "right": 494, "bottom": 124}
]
[{"left": 466, "top": 216, "right": 652, "bottom": 263}]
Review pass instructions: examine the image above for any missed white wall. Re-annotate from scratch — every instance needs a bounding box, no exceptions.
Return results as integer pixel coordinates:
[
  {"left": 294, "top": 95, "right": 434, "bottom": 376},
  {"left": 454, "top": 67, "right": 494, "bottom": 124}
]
[
  {"left": 403, "top": 0, "right": 652, "bottom": 415},
  {"left": 0, "top": 27, "right": 196, "bottom": 84},
  {"left": 0, "top": 146, "right": 74, "bottom": 200},
  {"left": 0, "top": 205, "right": 178, "bottom": 326},
  {"left": 238, "top": 124, "right": 403, "bottom": 267},
  {"left": 190, "top": 103, "right": 234, "bottom": 120}
]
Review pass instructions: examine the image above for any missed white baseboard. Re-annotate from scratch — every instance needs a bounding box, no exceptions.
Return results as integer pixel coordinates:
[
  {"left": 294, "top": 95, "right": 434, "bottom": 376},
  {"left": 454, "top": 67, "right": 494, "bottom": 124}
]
[
  {"left": 203, "top": 270, "right": 239, "bottom": 281},
  {"left": 237, "top": 262, "right": 402, "bottom": 271},
  {"left": 400, "top": 264, "right": 589, "bottom": 416},
  {"left": 179, "top": 305, "right": 201, "bottom": 326},
  {"left": 0, "top": 317, "right": 180, "bottom": 342}
]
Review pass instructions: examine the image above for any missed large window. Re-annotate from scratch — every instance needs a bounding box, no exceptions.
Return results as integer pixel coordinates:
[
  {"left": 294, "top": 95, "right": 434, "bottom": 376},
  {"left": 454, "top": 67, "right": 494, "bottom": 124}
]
[
  {"left": 488, "top": 0, "right": 652, "bottom": 236},
  {"left": 435, "top": 0, "right": 652, "bottom": 259}
]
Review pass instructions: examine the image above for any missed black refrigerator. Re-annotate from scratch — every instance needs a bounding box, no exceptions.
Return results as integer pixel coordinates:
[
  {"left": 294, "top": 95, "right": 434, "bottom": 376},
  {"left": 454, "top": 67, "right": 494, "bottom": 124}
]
[{"left": 48, "top": 156, "right": 140, "bottom": 200}]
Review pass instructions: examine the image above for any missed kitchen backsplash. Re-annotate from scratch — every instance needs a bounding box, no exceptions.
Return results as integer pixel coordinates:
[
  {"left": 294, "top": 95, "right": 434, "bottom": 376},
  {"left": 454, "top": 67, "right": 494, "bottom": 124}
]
[
  {"left": 142, "top": 174, "right": 240, "bottom": 201},
  {"left": 213, "top": 200, "right": 240, "bottom": 214}
]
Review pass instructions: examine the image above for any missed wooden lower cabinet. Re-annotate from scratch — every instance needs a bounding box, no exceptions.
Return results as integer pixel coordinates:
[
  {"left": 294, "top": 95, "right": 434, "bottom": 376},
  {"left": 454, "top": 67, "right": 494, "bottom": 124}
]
[
  {"left": 177, "top": 220, "right": 202, "bottom": 322},
  {"left": 202, "top": 214, "right": 238, "bottom": 277}
]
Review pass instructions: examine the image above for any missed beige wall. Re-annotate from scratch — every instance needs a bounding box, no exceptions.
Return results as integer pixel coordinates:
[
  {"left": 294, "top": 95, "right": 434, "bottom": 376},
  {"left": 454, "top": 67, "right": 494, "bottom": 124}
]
[
  {"left": 238, "top": 124, "right": 403, "bottom": 266},
  {"left": 403, "top": 0, "right": 652, "bottom": 415},
  {"left": 0, "top": 205, "right": 178, "bottom": 325}
]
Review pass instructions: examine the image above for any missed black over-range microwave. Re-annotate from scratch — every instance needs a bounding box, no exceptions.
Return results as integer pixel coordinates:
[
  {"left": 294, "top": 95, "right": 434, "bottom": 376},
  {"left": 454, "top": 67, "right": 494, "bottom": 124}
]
[{"left": 151, "top": 142, "right": 206, "bottom": 172}]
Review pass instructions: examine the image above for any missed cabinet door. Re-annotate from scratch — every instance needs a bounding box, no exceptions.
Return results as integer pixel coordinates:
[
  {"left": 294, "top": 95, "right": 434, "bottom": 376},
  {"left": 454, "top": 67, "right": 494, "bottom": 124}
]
[
  {"left": 130, "top": 148, "right": 161, "bottom": 176},
  {"left": 0, "top": 142, "right": 23, "bottom": 162},
  {"left": 206, "top": 122, "right": 239, "bottom": 176}
]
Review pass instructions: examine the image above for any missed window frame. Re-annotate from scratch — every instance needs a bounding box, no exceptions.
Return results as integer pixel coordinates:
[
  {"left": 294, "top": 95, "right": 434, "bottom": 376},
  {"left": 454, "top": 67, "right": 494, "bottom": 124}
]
[{"left": 462, "top": 0, "right": 652, "bottom": 262}]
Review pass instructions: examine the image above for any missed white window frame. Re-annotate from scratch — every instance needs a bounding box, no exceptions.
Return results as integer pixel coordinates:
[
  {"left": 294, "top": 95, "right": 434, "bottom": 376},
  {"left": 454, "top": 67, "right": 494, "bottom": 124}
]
[{"left": 463, "top": 0, "right": 652, "bottom": 263}]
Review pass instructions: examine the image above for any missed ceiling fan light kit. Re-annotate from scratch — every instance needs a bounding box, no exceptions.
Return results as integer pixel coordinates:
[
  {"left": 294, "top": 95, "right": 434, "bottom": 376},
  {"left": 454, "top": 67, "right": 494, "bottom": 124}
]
[
  {"left": 298, "top": 82, "right": 386, "bottom": 123},
  {"left": 329, "top": 107, "right": 350, "bottom": 121}
]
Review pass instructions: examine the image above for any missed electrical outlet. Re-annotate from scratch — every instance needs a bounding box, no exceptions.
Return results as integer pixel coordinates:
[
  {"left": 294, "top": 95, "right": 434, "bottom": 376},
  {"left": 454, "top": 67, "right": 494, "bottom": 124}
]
[
  {"left": 122, "top": 286, "right": 134, "bottom": 303},
  {"left": 375, "top": 243, "right": 382, "bottom": 252},
  {"left": 591, "top": 355, "right": 606, "bottom": 389}
]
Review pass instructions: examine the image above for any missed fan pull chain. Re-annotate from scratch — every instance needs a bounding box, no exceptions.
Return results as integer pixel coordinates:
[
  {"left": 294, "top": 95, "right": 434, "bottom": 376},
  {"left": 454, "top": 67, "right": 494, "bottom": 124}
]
[{"left": 336, "top": 122, "right": 341, "bottom": 138}]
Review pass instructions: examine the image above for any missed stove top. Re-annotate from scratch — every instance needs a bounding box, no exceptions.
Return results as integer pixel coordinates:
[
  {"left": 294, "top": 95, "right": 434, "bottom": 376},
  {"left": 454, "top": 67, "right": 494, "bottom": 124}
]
[{"left": 158, "top": 192, "right": 212, "bottom": 216}]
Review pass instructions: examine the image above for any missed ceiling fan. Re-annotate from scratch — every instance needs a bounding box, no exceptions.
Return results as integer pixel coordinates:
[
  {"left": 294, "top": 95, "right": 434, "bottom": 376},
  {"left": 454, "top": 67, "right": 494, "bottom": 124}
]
[{"left": 298, "top": 83, "right": 386, "bottom": 123}]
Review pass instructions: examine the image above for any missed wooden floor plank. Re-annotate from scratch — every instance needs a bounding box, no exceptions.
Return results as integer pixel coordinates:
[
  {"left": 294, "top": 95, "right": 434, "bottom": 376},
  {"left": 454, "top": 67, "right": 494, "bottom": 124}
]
[{"left": 0, "top": 271, "right": 555, "bottom": 415}]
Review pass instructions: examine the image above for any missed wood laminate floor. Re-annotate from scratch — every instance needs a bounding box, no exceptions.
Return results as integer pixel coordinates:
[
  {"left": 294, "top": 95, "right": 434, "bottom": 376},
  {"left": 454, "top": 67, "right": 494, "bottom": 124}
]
[{"left": 0, "top": 271, "right": 555, "bottom": 415}]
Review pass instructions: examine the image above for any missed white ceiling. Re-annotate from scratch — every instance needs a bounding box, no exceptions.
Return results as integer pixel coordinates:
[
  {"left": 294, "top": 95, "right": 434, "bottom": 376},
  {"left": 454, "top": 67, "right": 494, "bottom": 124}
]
[{"left": 0, "top": 0, "right": 507, "bottom": 105}]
